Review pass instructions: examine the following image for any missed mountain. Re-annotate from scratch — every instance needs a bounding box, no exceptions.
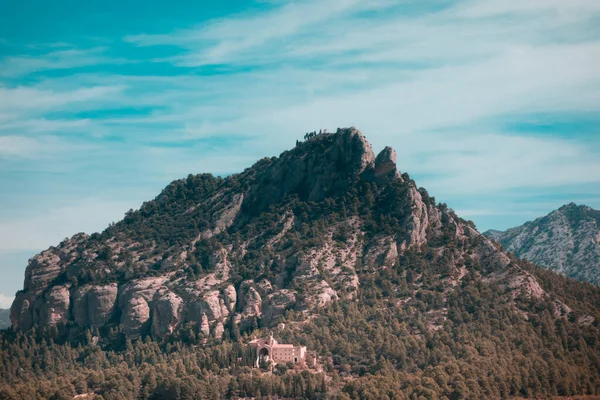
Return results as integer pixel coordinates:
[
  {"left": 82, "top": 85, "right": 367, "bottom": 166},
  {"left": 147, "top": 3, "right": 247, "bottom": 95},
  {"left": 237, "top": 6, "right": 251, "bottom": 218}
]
[
  {"left": 3, "top": 128, "right": 600, "bottom": 399},
  {"left": 484, "top": 203, "right": 600, "bottom": 285},
  {"left": 0, "top": 309, "right": 9, "bottom": 329}
]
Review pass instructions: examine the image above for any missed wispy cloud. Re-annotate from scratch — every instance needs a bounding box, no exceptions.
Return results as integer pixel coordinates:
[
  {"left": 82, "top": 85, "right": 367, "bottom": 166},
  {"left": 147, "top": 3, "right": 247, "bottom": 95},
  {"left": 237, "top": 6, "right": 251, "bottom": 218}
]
[
  {"left": 125, "top": 0, "right": 600, "bottom": 67},
  {"left": 0, "top": 47, "right": 118, "bottom": 78},
  {"left": 4, "top": 0, "right": 599, "bottom": 191},
  {"left": 125, "top": 0, "right": 395, "bottom": 63},
  {"left": 0, "top": 134, "right": 95, "bottom": 159},
  {"left": 0, "top": 135, "right": 42, "bottom": 158},
  {"left": 0, "top": 85, "right": 125, "bottom": 113}
]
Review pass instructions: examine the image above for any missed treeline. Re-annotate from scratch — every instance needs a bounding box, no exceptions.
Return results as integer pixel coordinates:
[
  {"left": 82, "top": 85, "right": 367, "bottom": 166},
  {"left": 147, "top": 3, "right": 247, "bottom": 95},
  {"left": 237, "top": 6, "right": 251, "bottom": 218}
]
[{"left": 0, "top": 329, "right": 328, "bottom": 400}]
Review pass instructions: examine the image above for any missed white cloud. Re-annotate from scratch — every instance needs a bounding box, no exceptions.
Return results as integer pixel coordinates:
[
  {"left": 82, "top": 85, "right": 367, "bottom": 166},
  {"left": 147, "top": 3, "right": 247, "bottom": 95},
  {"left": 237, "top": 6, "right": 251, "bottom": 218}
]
[
  {"left": 118, "top": 0, "right": 600, "bottom": 145},
  {"left": 125, "top": 0, "right": 393, "bottom": 61},
  {"left": 125, "top": 0, "right": 600, "bottom": 67},
  {"left": 397, "top": 132, "right": 600, "bottom": 195},
  {"left": 108, "top": 0, "right": 594, "bottom": 204},
  {"left": 452, "top": 0, "right": 600, "bottom": 18},
  {"left": 0, "top": 47, "right": 118, "bottom": 78},
  {"left": 0, "top": 118, "right": 90, "bottom": 133},
  {"left": 0, "top": 293, "right": 14, "bottom": 309},
  {"left": 0, "top": 85, "right": 125, "bottom": 113},
  {"left": 0, "top": 134, "right": 95, "bottom": 159},
  {"left": 0, "top": 135, "right": 42, "bottom": 158}
]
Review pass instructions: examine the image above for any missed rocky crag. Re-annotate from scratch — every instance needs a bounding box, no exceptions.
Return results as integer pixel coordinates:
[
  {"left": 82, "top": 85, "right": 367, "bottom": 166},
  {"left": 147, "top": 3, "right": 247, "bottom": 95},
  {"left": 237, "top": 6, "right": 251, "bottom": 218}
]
[
  {"left": 11, "top": 128, "right": 594, "bottom": 339},
  {"left": 484, "top": 203, "right": 600, "bottom": 285}
]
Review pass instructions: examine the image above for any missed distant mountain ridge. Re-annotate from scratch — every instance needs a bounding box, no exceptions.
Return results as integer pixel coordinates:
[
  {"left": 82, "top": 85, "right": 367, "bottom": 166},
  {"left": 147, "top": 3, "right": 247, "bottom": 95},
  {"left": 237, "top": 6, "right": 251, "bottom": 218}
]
[
  {"left": 484, "top": 203, "right": 600, "bottom": 285},
  {"left": 0, "top": 309, "right": 9, "bottom": 329}
]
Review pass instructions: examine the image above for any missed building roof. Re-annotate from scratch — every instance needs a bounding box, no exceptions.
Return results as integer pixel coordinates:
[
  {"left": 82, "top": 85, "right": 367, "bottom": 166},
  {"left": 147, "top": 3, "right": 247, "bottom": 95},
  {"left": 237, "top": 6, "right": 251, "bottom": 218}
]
[{"left": 272, "top": 344, "right": 295, "bottom": 348}]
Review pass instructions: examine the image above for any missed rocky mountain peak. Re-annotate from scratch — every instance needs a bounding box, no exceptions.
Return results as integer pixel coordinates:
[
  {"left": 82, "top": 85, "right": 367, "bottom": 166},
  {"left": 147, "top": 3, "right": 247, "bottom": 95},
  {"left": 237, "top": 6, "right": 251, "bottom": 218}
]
[
  {"left": 559, "top": 202, "right": 579, "bottom": 210},
  {"left": 293, "top": 126, "right": 377, "bottom": 177},
  {"left": 242, "top": 127, "right": 389, "bottom": 214},
  {"left": 10, "top": 128, "right": 588, "bottom": 342},
  {"left": 484, "top": 203, "right": 600, "bottom": 285}
]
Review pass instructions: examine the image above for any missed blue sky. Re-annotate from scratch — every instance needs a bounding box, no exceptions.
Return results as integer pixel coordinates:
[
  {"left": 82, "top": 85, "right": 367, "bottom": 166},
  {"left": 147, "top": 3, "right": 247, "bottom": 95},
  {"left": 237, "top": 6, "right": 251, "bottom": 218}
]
[{"left": 1, "top": 0, "right": 600, "bottom": 306}]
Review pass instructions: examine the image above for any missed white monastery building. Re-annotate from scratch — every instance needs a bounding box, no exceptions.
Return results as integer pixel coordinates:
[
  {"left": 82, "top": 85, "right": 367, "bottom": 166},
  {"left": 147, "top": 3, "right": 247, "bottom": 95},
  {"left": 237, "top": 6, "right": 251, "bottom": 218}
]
[{"left": 250, "top": 332, "right": 307, "bottom": 367}]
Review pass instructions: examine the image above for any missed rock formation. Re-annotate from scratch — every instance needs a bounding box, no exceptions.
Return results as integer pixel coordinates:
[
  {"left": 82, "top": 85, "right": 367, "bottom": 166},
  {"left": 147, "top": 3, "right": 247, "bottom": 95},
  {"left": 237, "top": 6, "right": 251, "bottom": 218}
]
[{"left": 10, "top": 128, "right": 590, "bottom": 338}]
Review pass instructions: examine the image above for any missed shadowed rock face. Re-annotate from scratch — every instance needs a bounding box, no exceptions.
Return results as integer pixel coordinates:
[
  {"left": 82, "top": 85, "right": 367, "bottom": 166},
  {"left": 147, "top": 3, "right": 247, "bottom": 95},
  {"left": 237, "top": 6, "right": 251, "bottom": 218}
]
[
  {"left": 374, "top": 146, "right": 401, "bottom": 180},
  {"left": 242, "top": 128, "right": 376, "bottom": 215},
  {"left": 484, "top": 203, "right": 600, "bottom": 285},
  {"left": 10, "top": 128, "right": 585, "bottom": 337},
  {"left": 73, "top": 284, "right": 118, "bottom": 328}
]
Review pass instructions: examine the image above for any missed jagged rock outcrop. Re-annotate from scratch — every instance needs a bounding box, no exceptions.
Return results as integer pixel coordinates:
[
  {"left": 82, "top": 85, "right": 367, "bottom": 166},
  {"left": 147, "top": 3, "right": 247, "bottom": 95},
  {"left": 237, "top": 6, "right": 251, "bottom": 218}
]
[
  {"left": 243, "top": 127, "right": 376, "bottom": 214},
  {"left": 151, "top": 289, "right": 183, "bottom": 336},
  {"left": 39, "top": 285, "right": 70, "bottom": 327},
  {"left": 73, "top": 284, "right": 118, "bottom": 328},
  {"left": 484, "top": 203, "right": 600, "bottom": 285},
  {"left": 118, "top": 277, "right": 167, "bottom": 334},
  {"left": 10, "top": 128, "right": 590, "bottom": 339},
  {"left": 374, "top": 146, "right": 401, "bottom": 179},
  {"left": 11, "top": 294, "right": 34, "bottom": 330},
  {"left": 235, "top": 282, "right": 262, "bottom": 330}
]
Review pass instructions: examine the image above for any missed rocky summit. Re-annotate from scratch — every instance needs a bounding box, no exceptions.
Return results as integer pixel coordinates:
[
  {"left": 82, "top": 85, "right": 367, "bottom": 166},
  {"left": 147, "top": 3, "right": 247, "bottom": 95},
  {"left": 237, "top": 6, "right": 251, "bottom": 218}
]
[
  {"left": 484, "top": 203, "right": 600, "bottom": 285},
  {"left": 11, "top": 128, "right": 590, "bottom": 338}
]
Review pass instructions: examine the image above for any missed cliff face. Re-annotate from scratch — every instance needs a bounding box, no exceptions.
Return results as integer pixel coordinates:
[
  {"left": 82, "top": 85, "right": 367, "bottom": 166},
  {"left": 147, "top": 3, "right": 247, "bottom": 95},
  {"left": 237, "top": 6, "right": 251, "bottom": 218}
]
[
  {"left": 10, "top": 128, "right": 591, "bottom": 337},
  {"left": 484, "top": 203, "right": 600, "bottom": 285}
]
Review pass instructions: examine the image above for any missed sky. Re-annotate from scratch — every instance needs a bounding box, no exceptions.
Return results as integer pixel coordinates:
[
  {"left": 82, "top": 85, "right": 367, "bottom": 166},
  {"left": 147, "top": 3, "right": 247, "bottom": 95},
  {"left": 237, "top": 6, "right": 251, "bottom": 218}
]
[{"left": 0, "top": 0, "right": 599, "bottom": 307}]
